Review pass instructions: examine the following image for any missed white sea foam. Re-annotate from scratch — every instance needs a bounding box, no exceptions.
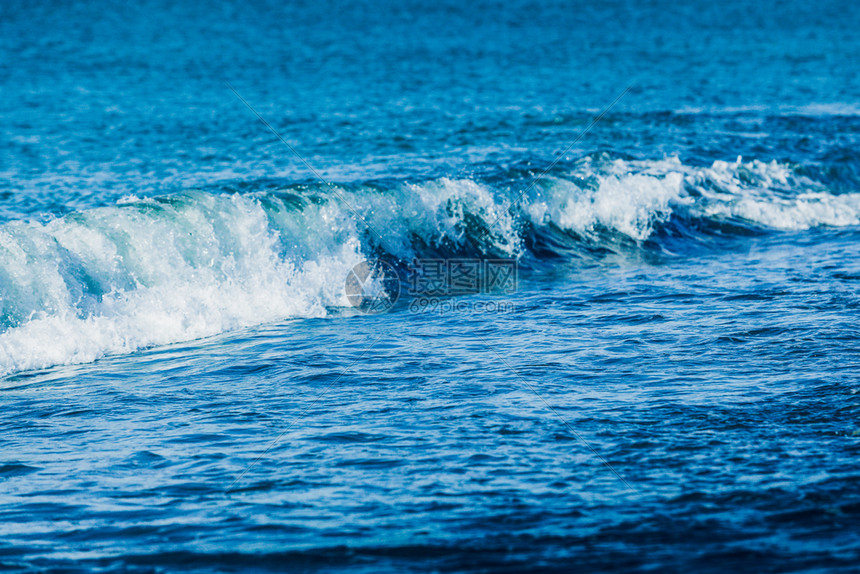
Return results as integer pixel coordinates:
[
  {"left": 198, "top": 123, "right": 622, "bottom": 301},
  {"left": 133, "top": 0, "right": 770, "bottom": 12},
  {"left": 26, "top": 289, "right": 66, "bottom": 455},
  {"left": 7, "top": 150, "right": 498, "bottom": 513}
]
[
  {"left": 687, "top": 159, "right": 860, "bottom": 229},
  {"left": 527, "top": 170, "right": 685, "bottom": 240},
  {"left": 350, "top": 177, "right": 522, "bottom": 257},
  {"left": 0, "top": 192, "right": 363, "bottom": 376},
  {"left": 529, "top": 156, "right": 860, "bottom": 235}
]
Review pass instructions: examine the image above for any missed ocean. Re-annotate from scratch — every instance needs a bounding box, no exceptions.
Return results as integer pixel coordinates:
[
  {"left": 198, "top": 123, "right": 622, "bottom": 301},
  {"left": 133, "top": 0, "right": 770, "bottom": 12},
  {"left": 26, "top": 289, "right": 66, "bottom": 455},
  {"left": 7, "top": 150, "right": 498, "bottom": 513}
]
[{"left": 2, "top": 0, "right": 860, "bottom": 571}]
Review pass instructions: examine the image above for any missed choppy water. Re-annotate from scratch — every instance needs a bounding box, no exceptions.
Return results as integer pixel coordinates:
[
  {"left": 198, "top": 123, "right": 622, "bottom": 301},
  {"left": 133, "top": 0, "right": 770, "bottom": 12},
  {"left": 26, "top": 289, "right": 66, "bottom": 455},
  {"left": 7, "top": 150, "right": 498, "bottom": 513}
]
[{"left": 2, "top": 0, "right": 860, "bottom": 571}]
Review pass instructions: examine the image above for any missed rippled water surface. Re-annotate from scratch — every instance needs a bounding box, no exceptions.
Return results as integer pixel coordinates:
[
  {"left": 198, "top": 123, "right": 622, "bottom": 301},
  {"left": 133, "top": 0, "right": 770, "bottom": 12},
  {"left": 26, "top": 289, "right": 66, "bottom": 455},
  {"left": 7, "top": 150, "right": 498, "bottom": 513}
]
[{"left": 2, "top": 0, "right": 860, "bottom": 571}]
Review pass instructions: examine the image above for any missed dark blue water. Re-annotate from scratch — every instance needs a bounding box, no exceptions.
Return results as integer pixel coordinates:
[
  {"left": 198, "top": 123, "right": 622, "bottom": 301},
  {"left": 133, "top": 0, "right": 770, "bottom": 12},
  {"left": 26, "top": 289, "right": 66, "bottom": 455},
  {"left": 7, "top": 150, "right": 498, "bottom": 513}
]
[{"left": 3, "top": 0, "right": 860, "bottom": 571}]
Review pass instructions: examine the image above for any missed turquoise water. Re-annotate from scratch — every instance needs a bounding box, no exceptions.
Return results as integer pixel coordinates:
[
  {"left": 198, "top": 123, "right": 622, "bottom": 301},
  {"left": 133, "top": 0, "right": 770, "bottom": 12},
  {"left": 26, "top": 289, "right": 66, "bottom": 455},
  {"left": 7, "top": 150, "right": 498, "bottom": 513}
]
[{"left": 2, "top": 0, "right": 860, "bottom": 571}]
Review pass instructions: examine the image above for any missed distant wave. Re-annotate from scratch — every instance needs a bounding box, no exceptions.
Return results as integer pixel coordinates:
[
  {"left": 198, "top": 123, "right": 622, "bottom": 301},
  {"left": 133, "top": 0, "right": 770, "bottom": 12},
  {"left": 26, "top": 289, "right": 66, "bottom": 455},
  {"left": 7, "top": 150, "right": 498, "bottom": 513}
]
[{"left": 2, "top": 156, "right": 858, "bottom": 376}]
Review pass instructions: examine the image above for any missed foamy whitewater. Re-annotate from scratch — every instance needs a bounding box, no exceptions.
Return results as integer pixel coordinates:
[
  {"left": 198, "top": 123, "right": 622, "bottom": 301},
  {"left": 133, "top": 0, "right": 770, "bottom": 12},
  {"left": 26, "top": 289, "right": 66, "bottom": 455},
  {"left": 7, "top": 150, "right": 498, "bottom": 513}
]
[{"left": 2, "top": 157, "right": 858, "bottom": 376}]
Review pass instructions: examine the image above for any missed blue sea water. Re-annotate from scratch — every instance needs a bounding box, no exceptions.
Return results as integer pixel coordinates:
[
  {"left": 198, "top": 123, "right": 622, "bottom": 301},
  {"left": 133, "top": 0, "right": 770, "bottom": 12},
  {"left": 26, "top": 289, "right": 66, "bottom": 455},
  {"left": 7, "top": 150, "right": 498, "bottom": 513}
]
[{"left": 2, "top": 0, "right": 860, "bottom": 571}]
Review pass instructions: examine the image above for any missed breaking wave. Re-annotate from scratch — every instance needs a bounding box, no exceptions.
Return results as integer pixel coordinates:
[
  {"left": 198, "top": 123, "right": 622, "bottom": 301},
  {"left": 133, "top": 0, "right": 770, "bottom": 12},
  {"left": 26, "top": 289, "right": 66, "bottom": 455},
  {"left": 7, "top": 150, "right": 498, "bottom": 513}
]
[{"left": 1, "top": 155, "right": 859, "bottom": 375}]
